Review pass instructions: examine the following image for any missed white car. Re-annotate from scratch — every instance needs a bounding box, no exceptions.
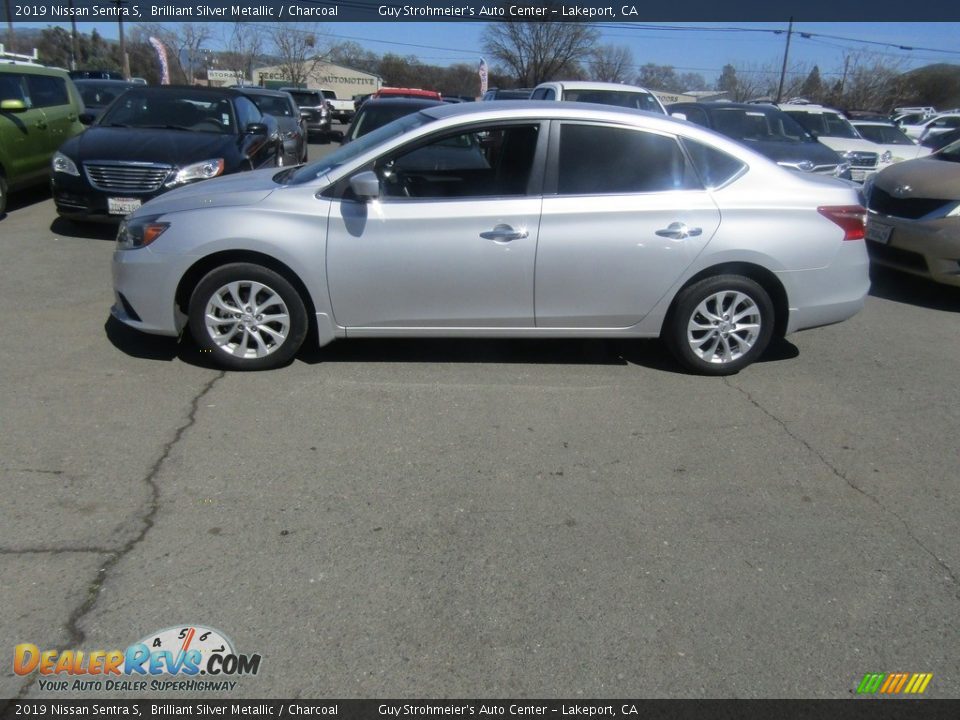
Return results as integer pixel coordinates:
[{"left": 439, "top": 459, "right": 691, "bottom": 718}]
[
  {"left": 780, "top": 104, "right": 894, "bottom": 182},
  {"left": 899, "top": 111, "right": 960, "bottom": 141},
  {"left": 849, "top": 120, "right": 931, "bottom": 163},
  {"left": 530, "top": 80, "right": 666, "bottom": 114}
]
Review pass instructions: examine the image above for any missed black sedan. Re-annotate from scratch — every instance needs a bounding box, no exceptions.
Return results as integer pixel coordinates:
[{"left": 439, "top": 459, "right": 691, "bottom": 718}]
[
  {"left": 235, "top": 87, "right": 307, "bottom": 165},
  {"left": 52, "top": 86, "right": 282, "bottom": 222}
]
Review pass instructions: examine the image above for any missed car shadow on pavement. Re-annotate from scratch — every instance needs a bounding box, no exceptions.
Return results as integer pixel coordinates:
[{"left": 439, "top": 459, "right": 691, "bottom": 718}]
[
  {"left": 3, "top": 184, "right": 53, "bottom": 217},
  {"left": 869, "top": 266, "right": 960, "bottom": 312},
  {"left": 51, "top": 218, "right": 117, "bottom": 241},
  {"left": 104, "top": 316, "right": 223, "bottom": 369}
]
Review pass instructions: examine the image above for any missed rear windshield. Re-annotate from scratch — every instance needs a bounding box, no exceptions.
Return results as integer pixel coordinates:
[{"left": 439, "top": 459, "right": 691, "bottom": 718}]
[
  {"left": 287, "top": 91, "right": 323, "bottom": 107},
  {"left": 710, "top": 107, "right": 815, "bottom": 143},
  {"left": 249, "top": 94, "right": 295, "bottom": 117}
]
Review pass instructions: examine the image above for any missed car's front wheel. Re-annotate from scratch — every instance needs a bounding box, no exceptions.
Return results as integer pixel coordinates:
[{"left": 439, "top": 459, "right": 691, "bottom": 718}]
[
  {"left": 188, "top": 263, "right": 308, "bottom": 371},
  {"left": 664, "top": 274, "right": 774, "bottom": 376}
]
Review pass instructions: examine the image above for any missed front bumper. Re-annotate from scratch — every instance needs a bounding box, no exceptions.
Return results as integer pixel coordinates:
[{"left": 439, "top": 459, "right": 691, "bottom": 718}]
[
  {"left": 865, "top": 213, "right": 960, "bottom": 287},
  {"left": 111, "top": 246, "right": 187, "bottom": 336},
  {"left": 53, "top": 175, "right": 169, "bottom": 223}
]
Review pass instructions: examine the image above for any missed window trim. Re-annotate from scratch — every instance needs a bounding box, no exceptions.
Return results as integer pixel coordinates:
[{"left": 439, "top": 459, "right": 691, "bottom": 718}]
[
  {"left": 326, "top": 119, "right": 550, "bottom": 203},
  {"left": 545, "top": 119, "right": 704, "bottom": 197}
]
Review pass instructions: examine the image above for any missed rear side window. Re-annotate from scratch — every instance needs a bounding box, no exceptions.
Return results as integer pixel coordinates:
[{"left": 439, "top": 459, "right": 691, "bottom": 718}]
[
  {"left": 25, "top": 75, "right": 69, "bottom": 108},
  {"left": 557, "top": 123, "right": 701, "bottom": 195},
  {"left": 682, "top": 138, "right": 746, "bottom": 188},
  {"left": 531, "top": 88, "right": 555, "bottom": 100}
]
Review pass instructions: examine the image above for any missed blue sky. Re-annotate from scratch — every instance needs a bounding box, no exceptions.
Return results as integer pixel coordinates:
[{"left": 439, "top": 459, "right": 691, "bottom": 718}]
[{"left": 12, "top": 21, "right": 960, "bottom": 84}]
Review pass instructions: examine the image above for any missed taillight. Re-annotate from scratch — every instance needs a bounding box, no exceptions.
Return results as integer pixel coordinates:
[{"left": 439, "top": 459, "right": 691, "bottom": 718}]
[{"left": 818, "top": 205, "right": 866, "bottom": 241}]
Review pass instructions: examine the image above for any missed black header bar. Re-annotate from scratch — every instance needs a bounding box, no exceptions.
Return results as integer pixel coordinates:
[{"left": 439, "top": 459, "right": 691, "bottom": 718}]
[{"left": 3, "top": 0, "right": 959, "bottom": 22}]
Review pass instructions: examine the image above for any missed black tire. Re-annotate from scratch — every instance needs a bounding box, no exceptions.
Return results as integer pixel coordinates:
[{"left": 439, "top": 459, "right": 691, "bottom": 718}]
[
  {"left": 188, "top": 263, "right": 308, "bottom": 371},
  {"left": 664, "top": 274, "right": 774, "bottom": 376},
  {"left": 0, "top": 174, "right": 8, "bottom": 217}
]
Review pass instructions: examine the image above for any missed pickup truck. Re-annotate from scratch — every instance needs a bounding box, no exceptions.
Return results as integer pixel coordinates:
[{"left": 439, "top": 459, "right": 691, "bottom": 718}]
[{"left": 320, "top": 90, "right": 355, "bottom": 123}]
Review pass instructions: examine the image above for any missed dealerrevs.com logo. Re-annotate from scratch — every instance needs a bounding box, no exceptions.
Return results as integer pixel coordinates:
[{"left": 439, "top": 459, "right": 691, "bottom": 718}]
[
  {"left": 14, "top": 625, "right": 262, "bottom": 692},
  {"left": 856, "top": 672, "right": 933, "bottom": 695}
]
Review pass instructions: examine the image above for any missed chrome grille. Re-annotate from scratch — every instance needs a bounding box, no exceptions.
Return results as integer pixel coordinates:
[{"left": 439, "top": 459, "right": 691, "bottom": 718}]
[
  {"left": 84, "top": 162, "right": 172, "bottom": 193},
  {"left": 868, "top": 187, "right": 953, "bottom": 220},
  {"left": 845, "top": 152, "right": 878, "bottom": 169}
]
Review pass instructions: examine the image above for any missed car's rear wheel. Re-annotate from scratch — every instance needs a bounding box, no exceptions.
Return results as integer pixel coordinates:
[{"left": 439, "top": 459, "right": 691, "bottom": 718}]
[
  {"left": 664, "top": 274, "right": 774, "bottom": 376},
  {"left": 188, "top": 263, "right": 308, "bottom": 371}
]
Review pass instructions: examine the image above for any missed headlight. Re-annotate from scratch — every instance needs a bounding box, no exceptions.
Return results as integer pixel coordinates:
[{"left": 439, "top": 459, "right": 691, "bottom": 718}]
[
  {"left": 116, "top": 215, "right": 169, "bottom": 250},
  {"left": 947, "top": 203, "right": 960, "bottom": 218},
  {"left": 880, "top": 150, "right": 893, "bottom": 163},
  {"left": 52, "top": 151, "right": 79, "bottom": 176},
  {"left": 166, "top": 158, "right": 224, "bottom": 187}
]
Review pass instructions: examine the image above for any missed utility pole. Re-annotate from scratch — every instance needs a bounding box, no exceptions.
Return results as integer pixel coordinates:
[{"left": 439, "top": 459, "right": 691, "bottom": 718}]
[
  {"left": 69, "top": 0, "right": 78, "bottom": 70},
  {"left": 775, "top": 17, "right": 794, "bottom": 104},
  {"left": 5, "top": 0, "right": 14, "bottom": 51},
  {"left": 113, "top": 0, "right": 131, "bottom": 79}
]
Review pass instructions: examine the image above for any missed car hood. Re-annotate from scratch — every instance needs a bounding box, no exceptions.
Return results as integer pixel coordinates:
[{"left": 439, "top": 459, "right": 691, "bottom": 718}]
[
  {"left": 740, "top": 138, "right": 841, "bottom": 165},
  {"left": 873, "top": 156, "right": 960, "bottom": 198},
  {"left": 63, "top": 126, "right": 236, "bottom": 166},
  {"left": 131, "top": 167, "right": 281, "bottom": 218}
]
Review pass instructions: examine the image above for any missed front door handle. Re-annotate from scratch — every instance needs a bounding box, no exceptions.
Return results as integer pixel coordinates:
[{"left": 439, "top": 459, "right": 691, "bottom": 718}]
[
  {"left": 480, "top": 224, "right": 528, "bottom": 242},
  {"left": 655, "top": 222, "right": 702, "bottom": 239}
]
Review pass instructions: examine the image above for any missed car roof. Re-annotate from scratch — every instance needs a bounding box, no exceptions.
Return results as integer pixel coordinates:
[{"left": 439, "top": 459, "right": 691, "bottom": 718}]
[
  {"left": 669, "top": 101, "right": 784, "bottom": 112},
  {"left": 73, "top": 78, "right": 136, "bottom": 86},
  {"left": 850, "top": 120, "right": 896, "bottom": 126},
  {"left": 538, "top": 80, "right": 656, "bottom": 93},
  {"left": 126, "top": 85, "right": 241, "bottom": 98},
  {"left": 235, "top": 86, "right": 289, "bottom": 97}
]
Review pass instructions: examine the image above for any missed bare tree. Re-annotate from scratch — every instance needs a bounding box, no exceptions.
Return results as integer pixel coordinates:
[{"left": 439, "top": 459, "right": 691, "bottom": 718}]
[
  {"left": 218, "top": 22, "right": 263, "bottom": 84},
  {"left": 482, "top": 21, "right": 599, "bottom": 87},
  {"left": 268, "top": 22, "right": 329, "bottom": 88},
  {"left": 832, "top": 52, "right": 906, "bottom": 111},
  {"left": 590, "top": 44, "right": 633, "bottom": 83},
  {"left": 137, "top": 23, "right": 211, "bottom": 84}
]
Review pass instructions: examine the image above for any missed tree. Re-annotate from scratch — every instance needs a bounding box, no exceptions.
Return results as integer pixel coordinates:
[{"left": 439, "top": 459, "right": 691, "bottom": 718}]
[
  {"left": 482, "top": 21, "right": 599, "bottom": 86},
  {"left": 590, "top": 45, "right": 633, "bottom": 83},
  {"left": 799, "top": 65, "right": 823, "bottom": 102},
  {"left": 637, "top": 63, "right": 679, "bottom": 92},
  {"left": 267, "top": 22, "right": 328, "bottom": 87},
  {"left": 716, "top": 64, "right": 738, "bottom": 96},
  {"left": 327, "top": 41, "right": 380, "bottom": 75},
  {"left": 218, "top": 23, "right": 263, "bottom": 84},
  {"left": 678, "top": 72, "right": 707, "bottom": 92}
]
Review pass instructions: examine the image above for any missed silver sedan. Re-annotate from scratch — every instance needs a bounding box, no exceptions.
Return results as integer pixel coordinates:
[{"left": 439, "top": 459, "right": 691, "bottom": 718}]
[{"left": 111, "top": 102, "right": 870, "bottom": 375}]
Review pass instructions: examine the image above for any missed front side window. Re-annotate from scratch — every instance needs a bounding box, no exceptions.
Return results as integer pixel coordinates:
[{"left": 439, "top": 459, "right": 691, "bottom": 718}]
[
  {"left": 25, "top": 75, "right": 68, "bottom": 108},
  {"left": 375, "top": 124, "right": 540, "bottom": 199},
  {"left": 557, "top": 123, "right": 700, "bottom": 195},
  {"left": 0, "top": 74, "right": 27, "bottom": 104}
]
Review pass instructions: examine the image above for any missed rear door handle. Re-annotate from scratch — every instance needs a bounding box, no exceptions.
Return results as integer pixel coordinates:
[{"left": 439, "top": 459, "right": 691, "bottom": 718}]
[
  {"left": 655, "top": 222, "right": 702, "bottom": 239},
  {"left": 480, "top": 224, "right": 528, "bottom": 242}
]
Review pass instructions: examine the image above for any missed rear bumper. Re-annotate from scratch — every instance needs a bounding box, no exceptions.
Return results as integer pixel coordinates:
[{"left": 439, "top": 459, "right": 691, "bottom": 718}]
[{"left": 780, "top": 240, "right": 871, "bottom": 334}]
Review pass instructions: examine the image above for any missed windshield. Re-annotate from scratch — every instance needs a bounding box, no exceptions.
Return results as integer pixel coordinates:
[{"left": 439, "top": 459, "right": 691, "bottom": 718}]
[
  {"left": 565, "top": 89, "right": 663, "bottom": 114},
  {"left": 76, "top": 82, "right": 132, "bottom": 108},
  {"left": 99, "top": 91, "right": 237, "bottom": 133},
  {"left": 712, "top": 108, "right": 815, "bottom": 142},
  {"left": 284, "top": 111, "right": 435, "bottom": 184},
  {"left": 854, "top": 124, "right": 914, "bottom": 145},
  {"left": 287, "top": 91, "right": 323, "bottom": 107},
  {"left": 786, "top": 110, "right": 860, "bottom": 139},
  {"left": 250, "top": 94, "right": 295, "bottom": 117}
]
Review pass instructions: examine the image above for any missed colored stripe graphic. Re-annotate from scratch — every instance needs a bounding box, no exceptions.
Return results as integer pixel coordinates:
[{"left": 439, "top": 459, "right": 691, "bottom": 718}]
[{"left": 857, "top": 672, "right": 933, "bottom": 694}]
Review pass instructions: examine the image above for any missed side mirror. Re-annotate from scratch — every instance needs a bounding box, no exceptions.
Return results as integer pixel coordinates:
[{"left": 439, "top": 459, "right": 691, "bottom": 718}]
[
  {"left": 670, "top": 112, "right": 687, "bottom": 121},
  {"left": 0, "top": 99, "right": 27, "bottom": 113},
  {"left": 79, "top": 112, "right": 96, "bottom": 125},
  {"left": 246, "top": 122, "right": 268, "bottom": 136},
  {"left": 349, "top": 170, "right": 380, "bottom": 200}
]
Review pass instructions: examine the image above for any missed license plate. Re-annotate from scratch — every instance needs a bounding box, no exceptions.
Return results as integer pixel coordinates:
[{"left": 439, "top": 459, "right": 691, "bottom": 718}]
[
  {"left": 107, "top": 197, "right": 142, "bottom": 215},
  {"left": 850, "top": 169, "right": 867, "bottom": 182},
  {"left": 866, "top": 220, "right": 893, "bottom": 244}
]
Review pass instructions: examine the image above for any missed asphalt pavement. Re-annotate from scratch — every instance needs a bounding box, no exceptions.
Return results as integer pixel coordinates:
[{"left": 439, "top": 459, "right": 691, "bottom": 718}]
[{"left": 1, "top": 134, "right": 959, "bottom": 700}]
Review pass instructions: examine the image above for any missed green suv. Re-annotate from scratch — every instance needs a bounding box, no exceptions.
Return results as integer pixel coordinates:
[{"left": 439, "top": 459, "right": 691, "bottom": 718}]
[{"left": 1, "top": 63, "right": 86, "bottom": 216}]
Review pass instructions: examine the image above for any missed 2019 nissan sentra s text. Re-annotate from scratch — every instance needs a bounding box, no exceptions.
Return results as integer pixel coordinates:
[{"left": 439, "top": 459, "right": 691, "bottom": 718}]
[
  {"left": 52, "top": 86, "right": 282, "bottom": 222},
  {"left": 111, "top": 102, "right": 870, "bottom": 375}
]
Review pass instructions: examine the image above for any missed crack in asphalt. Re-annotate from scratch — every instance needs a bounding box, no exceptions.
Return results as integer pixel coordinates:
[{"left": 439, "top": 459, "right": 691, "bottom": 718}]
[
  {"left": 723, "top": 376, "right": 960, "bottom": 598},
  {"left": 6, "top": 371, "right": 226, "bottom": 703}
]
